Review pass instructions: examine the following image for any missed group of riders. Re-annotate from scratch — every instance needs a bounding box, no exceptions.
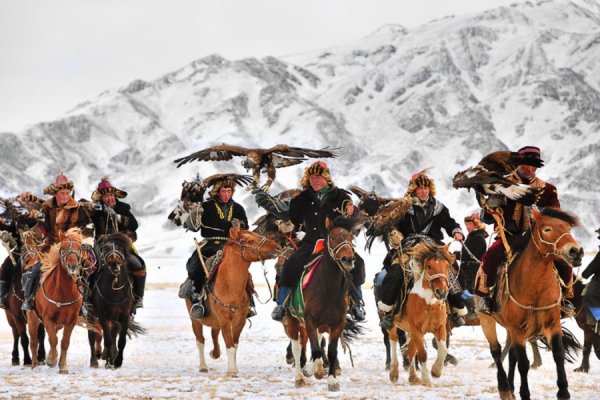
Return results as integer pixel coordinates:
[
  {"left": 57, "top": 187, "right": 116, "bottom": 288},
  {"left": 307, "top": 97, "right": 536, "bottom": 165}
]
[
  {"left": 2, "top": 144, "right": 600, "bottom": 334},
  {"left": 0, "top": 175, "right": 146, "bottom": 318}
]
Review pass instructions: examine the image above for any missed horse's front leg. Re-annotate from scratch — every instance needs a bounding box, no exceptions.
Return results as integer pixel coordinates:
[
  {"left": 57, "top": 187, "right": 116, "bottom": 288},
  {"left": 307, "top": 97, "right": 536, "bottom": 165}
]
[
  {"left": 100, "top": 319, "right": 115, "bottom": 368},
  {"left": 114, "top": 315, "right": 129, "bottom": 368},
  {"left": 289, "top": 323, "right": 306, "bottom": 388},
  {"left": 388, "top": 327, "right": 400, "bottom": 383},
  {"left": 574, "top": 333, "right": 592, "bottom": 373},
  {"left": 37, "top": 324, "right": 46, "bottom": 364},
  {"left": 513, "top": 340, "right": 530, "bottom": 400},
  {"left": 431, "top": 325, "right": 447, "bottom": 378},
  {"left": 88, "top": 330, "right": 99, "bottom": 368},
  {"left": 26, "top": 312, "right": 40, "bottom": 368},
  {"left": 303, "top": 324, "right": 325, "bottom": 379},
  {"left": 10, "top": 325, "right": 20, "bottom": 366},
  {"left": 479, "top": 314, "right": 512, "bottom": 399},
  {"left": 45, "top": 323, "right": 58, "bottom": 368},
  {"left": 326, "top": 335, "right": 341, "bottom": 391},
  {"left": 220, "top": 321, "right": 238, "bottom": 377},
  {"left": 551, "top": 333, "right": 570, "bottom": 400},
  {"left": 58, "top": 320, "right": 77, "bottom": 374}
]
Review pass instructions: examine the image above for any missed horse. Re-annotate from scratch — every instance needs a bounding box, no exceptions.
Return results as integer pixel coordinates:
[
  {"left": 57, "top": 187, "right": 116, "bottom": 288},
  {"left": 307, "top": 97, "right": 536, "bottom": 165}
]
[
  {"left": 3, "top": 240, "right": 46, "bottom": 366},
  {"left": 284, "top": 216, "right": 364, "bottom": 391},
  {"left": 184, "top": 227, "right": 281, "bottom": 375},
  {"left": 88, "top": 233, "right": 145, "bottom": 369},
  {"left": 478, "top": 207, "right": 583, "bottom": 400},
  {"left": 26, "top": 228, "right": 86, "bottom": 373},
  {"left": 573, "top": 279, "right": 600, "bottom": 373},
  {"left": 386, "top": 242, "right": 453, "bottom": 385}
]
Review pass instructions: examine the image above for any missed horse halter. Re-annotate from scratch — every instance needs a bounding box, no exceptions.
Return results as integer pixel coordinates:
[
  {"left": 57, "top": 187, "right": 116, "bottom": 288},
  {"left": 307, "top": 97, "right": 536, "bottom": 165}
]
[
  {"left": 100, "top": 242, "right": 126, "bottom": 290},
  {"left": 237, "top": 235, "right": 268, "bottom": 262},
  {"left": 531, "top": 227, "right": 573, "bottom": 258},
  {"left": 59, "top": 239, "right": 83, "bottom": 276},
  {"left": 327, "top": 232, "right": 355, "bottom": 271}
]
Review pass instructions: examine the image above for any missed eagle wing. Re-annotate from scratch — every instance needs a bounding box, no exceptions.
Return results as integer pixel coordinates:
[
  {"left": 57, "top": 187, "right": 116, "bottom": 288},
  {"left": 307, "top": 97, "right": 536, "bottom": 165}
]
[
  {"left": 270, "top": 145, "right": 339, "bottom": 160},
  {"left": 174, "top": 144, "right": 250, "bottom": 167},
  {"left": 270, "top": 154, "right": 305, "bottom": 168},
  {"left": 202, "top": 173, "right": 255, "bottom": 189},
  {"left": 365, "top": 196, "right": 413, "bottom": 251}
]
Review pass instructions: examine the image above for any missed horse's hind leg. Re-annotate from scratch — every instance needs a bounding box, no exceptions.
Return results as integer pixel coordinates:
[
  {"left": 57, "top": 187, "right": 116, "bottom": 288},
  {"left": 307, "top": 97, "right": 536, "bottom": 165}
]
[
  {"left": 209, "top": 328, "right": 220, "bottom": 359},
  {"left": 388, "top": 328, "right": 400, "bottom": 383},
  {"left": 288, "top": 323, "right": 306, "bottom": 388},
  {"left": 382, "top": 327, "right": 391, "bottom": 370},
  {"left": 303, "top": 325, "right": 325, "bottom": 380},
  {"left": 574, "top": 333, "right": 592, "bottom": 373},
  {"left": 20, "top": 329, "right": 32, "bottom": 366},
  {"left": 529, "top": 338, "right": 542, "bottom": 369}
]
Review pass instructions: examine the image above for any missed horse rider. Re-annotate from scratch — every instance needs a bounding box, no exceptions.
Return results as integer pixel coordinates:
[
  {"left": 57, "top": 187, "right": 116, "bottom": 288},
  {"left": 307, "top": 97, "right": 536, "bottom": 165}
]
[
  {"left": 581, "top": 228, "right": 600, "bottom": 314},
  {"left": 20, "top": 173, "right": 95, "bottom": 312},
  {"left": 89, "top": 177, "right": 146, "bottom": 310},
  {"left": 187, "top": 175, "right": 249, "bottom": 319},
  {"left": 475, "top": 146, "right": 563, "bottom": 315},
  {"left": 271, "top": 161, "right": 365, "bottom": 322},
  {"left": 376, "top": 171, "right": 465, "bottom": 329},
  {"left": 458, "top": 213, "right": 488, "bottom": 293}
]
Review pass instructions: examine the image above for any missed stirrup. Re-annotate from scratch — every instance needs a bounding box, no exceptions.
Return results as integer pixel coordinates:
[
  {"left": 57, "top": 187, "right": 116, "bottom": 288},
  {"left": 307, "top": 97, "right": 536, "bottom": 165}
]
[
  {"left": 351, "top": 304, "right": 366, "bottom": 321},
  {"left": 247, "top": 307, "right": 257, "bottom": 318},
  {"left": 450, "top": 313, "right": 465, "bottom": 327},
  {"left": 271, "top": 305, "right": 286, "bottom": 321},
  {"left": 477, "top": 297, "right": 494, "bottom": 316},
  {"left": 21, "top": 298, "right": 35, "bottom": 311},
  {"left": 379, "top": 312, "right": 394, "bottom": 330},
  {"left": 190, "top": 303, "right": 206, "bottom": 320},
  {"left": 133, "top": 297, "right": 144, "bottom": 309}
]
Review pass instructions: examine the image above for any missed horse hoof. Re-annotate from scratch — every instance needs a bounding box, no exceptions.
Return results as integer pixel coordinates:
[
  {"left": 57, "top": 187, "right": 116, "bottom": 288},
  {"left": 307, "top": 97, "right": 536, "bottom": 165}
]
[
  {"left": 209, "top": 350, "right": 220, "bottom": 360},
  {"left": 409, "top": 376, "right": 421, "bottom": 385},
  {"left": 302, "top": 368, "right": 312, "bottom": 378},
  {"left": 499, "top": 391, "right": 514, "bottom": 400},
  {"left": 59, "top": 369, "right": 69, "bottom": 374},
  {"left": 12, "top": 360, "right": 19, "bottom": 366},
  {"left": 295, "top": 378, "right": 306, "bottom": 388},
  {"left": 105, "top": 364, "right": 114, "bottom": 370},
  {"left": 314, "top": 371, "right": 325, "bottom": 380},
  {"left": 574, "top": 366, "right": 589, "bottom": 373},
  {"left": 226, "top": 370, "right": 238, "bottom": 377},
  {"left": 444, "top": 355, "right": 458, "bottom": 366},
  {"left": 389, "top": 369, "right": 399, "bottom": 383},
  {"left": 286, "top": 355, "right": 294, "bottom": 365},
  {"left": 431, "top": 367, "right": 443, "bottom": 378},
  {"left": 47, "top": 362, "right": 57, "bottom": 368},
  {"left": 328, "top": 382, "right": 340, "bottom": 392},
  {"left": 199, "top": 367, "right": 208, "bottom": 373},
  {"left": 90, "top": 361, "right": 99, "bottom": 368}
]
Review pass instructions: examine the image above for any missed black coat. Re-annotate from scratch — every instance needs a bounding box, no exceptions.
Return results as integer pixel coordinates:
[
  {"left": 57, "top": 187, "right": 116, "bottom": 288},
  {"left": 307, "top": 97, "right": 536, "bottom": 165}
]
[
  {"left": 458, "top": 229, "right": 487, "bottom": 291},
  {"left": 91, "top": 200, "right": 138, "bottom": 237},
  {"left": 583, "top": 250, "right": 600, "bottom": 283},
  {"left": 199, "top": 198, "right": 248, "bottom": 258},
  {"left": 396, "top": 197, "right": 462, "bottom": 245},
  {"left": 280, "top": 186, "right": 352, "bottom": 287}
]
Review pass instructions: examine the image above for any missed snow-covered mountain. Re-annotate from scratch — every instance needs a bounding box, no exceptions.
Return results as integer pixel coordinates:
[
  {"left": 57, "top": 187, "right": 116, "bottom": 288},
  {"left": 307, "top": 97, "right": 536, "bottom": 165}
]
[{"left": 1, "top": 0, "right": 599, "bottom": 247}]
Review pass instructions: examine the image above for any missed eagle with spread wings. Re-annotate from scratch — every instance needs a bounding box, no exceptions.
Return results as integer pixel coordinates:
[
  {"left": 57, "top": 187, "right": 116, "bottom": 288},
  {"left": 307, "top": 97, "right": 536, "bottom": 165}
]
[
  {"left": 173, "top": 144, "right": 338, "bottom": 190},
  {"left": 452, "top": 150, "right": 544, "bottom": 207}
]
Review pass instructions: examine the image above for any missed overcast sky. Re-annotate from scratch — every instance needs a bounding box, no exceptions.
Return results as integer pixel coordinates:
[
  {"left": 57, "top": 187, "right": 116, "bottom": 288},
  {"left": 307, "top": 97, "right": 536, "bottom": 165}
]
[{"left": 0, "top": 0, "right": 523, "bottom": 132}]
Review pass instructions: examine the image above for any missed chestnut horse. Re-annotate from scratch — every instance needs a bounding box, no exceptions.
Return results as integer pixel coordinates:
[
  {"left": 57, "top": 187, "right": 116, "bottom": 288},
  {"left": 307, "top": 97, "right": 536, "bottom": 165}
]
[
  {"left": 184, "top": 227, "right": 281, "bottom": 375},
  {"left": 88, "top": 233, "right": 144, "bottom": 369},
  {"left": 387, "top": 242, "right": 453, "bottom": 385},
  {"left": 26, "top": 228, "right": 86, "bottom": 373},
  {"left": 478, "top": 208, "right": 583, "bottom": 400},
  {"left": 3, "top": 241, "right": 46, "bottom": 366},
  {"left": 284, "top": 216, "right": 363, "bottom": 392}
]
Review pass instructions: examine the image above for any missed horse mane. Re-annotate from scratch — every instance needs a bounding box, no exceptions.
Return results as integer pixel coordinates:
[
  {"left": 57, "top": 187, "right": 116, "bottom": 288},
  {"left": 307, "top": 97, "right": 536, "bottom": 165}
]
[
  {"left": 541, "top": 207, "right": 580, "bottom": 227},
  {"left": 406, "top": 242, "right": 454, "bottom": 270},
  {"left": 98, "top": 233, "right": 132, "bottom": 257},
  {"left": 332, "top": 215, "right": 363, "bottom": 234}
]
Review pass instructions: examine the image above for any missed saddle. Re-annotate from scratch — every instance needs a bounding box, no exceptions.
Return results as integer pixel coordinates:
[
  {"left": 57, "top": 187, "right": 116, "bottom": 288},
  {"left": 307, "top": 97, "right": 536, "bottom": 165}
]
[{"left": 288, "top": 255, "right": 324, "bottom": 321}]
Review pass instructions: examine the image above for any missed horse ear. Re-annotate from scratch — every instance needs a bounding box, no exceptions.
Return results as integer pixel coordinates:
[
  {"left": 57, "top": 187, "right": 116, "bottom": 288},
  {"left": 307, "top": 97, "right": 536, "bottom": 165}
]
[
  {"left": 532, "top": 208, "right": 541, "bottom": 220},
  {"left": 325, "top": 216, "right": 334, "bottom": 231}
]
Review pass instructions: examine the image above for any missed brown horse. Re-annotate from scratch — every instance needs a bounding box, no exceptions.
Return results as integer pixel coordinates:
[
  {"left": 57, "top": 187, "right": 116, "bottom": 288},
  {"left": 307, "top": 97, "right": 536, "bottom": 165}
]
[
  {"left": 387, "top": 242, "right": 453, "bottom": 385},
  {"left": 27, "top": 228, "right": 86, "bottom": 373},
  {"left": 184, "top": 227, "right": 280, "bottom": 375},
  {"left": 284, "top": 216, "right": 363, "bottom": 392},
  {"left": 478, "top": 208, "right": 583, "bottom": 400}
]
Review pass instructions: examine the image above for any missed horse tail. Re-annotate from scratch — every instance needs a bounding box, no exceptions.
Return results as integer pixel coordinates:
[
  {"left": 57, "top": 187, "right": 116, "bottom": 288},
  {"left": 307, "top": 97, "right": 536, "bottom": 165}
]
[
  {"left": 126, "top": 320, "right": 147, "bottom": 338},
  {"left": 342, "top": 316, "right": 365, "bottom": 343},
  {"left": 560, "top": 325, "right": 581, "bottom": 363}
]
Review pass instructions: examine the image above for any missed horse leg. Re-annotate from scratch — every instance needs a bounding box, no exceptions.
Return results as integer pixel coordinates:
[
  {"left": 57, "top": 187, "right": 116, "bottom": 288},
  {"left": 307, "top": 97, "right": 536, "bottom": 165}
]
[
  {"left": 220, "top": 322, "right": 238, "bottom": 376},
  {"left": 303, "top": 325, "right": 325, "bottom": 380},
  {"left": 550, "top": 333, "right": 570, "bottom": 400},
  {"left": 407, "top": 331, "right": 421, "bottom": 385},
  {"left": 431, "top": 328, "right": 447, "bottom": 378},
  {"left": 37, "top": 324, "right": 46, "bottom": 364},
  {"left": 45, "top": 323, "right": 58, "bottom": 368},
  {"left": 513, "top": 341, "right": 530, "bottom": 400},
  {"left": 388, "top": 328, "right": 400, "bottom": 382},
  {"left": 326, "top": 335, "right": 341, "bottom": 392},
  {"left": 114, "top": 317, "right": 128, "bottom": 368},
  {"left": 192, "top": 321, "right": 208, "bottom": 373},
  {"left": 286, "top": 341, "right": 294, "bottom": 365},
  {"left": 20, "top": 328, "right": 32, "bottom": 366},
  {"left": 10, "top": 324, "right": 20, "bottom": 366},
  {"left": 480, "top": 315, "right": 512, "bottom": 399},
  {"left": 58, "top": 321, "right": 76, "bottom": 374},
  {"left": 382, "top": 327, "right": 391, "bottom": 370},
  {"left": 100, "top": 319, "right": 115, "bottom": 368},
  {"left": 399, "top": 329, "right": 411, "bottom": 371},
  {"left": 26, "top": 312, "right": 40, "bottom": 368},
  {"left": 529, "top": 337, "right": 542, "bottom": 369},
  {"left": 574, "top": 332, "right": 592, "bottom": 373},
  {"left": 209, "top": 328, "right": 220, "bottom": 359},
  {"left": 88, "top": 330, "right": 99, "bottom": 368},
  {"left": 507, "top": 342, "right": 518, "bottom": 395},
  {"left": 288, "top": 322, "right": 306, "bottom": 388}
]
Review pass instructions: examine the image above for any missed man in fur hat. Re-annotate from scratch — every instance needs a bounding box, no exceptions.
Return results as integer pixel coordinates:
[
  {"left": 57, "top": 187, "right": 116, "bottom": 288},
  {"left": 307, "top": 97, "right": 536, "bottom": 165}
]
[
  {"left": 271, "top": 161, "right": 365, "bottom": 321},
  {"left": 377, "top": 171, "right": 465, "bottom": 329},
  {"left": 188, "top": 175, "right": 249, "bottom": 319},
  {"left": 89, "top": 177, "right": 146, "bottom": 310},
  {"left": 21, "top": 173, "right": 95, "bottom": 311},
  {"left": 476, "top": 146, "right": 564, "bottom": 315},
  {"left": 459, "top": 213, "right": 488, "bottom": 293}
]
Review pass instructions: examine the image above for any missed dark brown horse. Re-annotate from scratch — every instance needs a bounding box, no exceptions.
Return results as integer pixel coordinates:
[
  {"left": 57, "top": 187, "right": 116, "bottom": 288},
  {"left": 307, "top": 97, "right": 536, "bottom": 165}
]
[
  {"left": 88, "top": 233, "right": 144, "bottom": 369},
  {"left": 284, "top": 216, "right": 363, "bottom": 391},
  {"left": 478, "top": 208, "right": 583, "bottom": 400},
  {"left": 26, "top": 228, "right": 86, "bottom": 373},
  {"left": 573, "top": 279, "right": 600, "bottom": 373},
  {"left": 184, "top": 227, "right": 281, "bottom": 375},
  {"left": 387, "top": 242, "right": 453, "bottom": 385},
  {"left": 3, "top": 245, "right": 46, "bottom": 366}
]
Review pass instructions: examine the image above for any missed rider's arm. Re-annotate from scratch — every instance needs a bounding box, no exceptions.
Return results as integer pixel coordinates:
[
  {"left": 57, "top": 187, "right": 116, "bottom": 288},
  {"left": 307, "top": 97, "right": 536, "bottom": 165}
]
[{"left": 582, "top": 251, "right": 600, "bottom": 279}]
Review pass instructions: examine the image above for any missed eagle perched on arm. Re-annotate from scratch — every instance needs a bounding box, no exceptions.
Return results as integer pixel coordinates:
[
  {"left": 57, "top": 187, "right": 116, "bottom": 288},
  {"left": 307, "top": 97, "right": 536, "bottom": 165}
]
[
  {"left": 452, "top": 150, "right": 544, "bottom": 207},
  {"left": 173, "top": 144, "right": 338, "bottom": 191}
]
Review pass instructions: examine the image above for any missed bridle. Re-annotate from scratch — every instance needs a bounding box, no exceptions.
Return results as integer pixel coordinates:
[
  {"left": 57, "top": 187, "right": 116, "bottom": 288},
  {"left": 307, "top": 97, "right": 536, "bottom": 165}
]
[
  {"left": 59, "top": 239, "right": 83, "bottom": 277},
  {"left": 531, "top": 227, "right": 573, "bottom": 258},
  {"left": 99, "top": 241, "right": 127, "bottom": 291},
  {"left": 326, "top": 230, "right": 355, "bottom": 272}
]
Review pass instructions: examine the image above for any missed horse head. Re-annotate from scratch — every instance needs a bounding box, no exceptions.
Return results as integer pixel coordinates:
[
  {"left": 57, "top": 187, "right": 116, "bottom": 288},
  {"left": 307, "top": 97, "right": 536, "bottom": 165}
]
[
  {"left": 19, "top": 230, "right": 42, "bottom": 270},
  {"left": 54, "top": 228, "right": 86, "bottom": 279},
  {"left": 324, "top": 216, "right": 362, "bottom": 272},
  {"left": 97, "top": 233, "right": 130, "bottom": 276},
  {"left": 229, "top": 227, "right": 282, "bottom": 262},
  {"left": 408, "top": 242, "right": 454, "bottom": 301},
  {"left": 532, "top": 208, "right": 583, "bottom": 267}
]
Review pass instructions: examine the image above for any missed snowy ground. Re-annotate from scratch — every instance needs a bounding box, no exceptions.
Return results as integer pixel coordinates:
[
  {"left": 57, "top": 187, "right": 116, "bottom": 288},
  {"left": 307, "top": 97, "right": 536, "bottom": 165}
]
[{"left": 2, "top": 279, "right": 600, "bottom": 399}]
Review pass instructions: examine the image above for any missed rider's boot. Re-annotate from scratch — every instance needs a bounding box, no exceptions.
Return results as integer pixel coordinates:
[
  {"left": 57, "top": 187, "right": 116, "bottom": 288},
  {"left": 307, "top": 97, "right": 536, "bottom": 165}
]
[
  {"left": 271, "top": 285, "right": 291, "bottom": 321},
  {"left": 21, "top": 263, "right": 41, "bottom": 311},
  {"left": 350, "top": 285, "right": 366, "bottom": 322},
  {"left": 477, "top": 296, "right": 495, "bottom": 316},
  {"left": 377, "top": 301, "right": 394, "bottom": 330},
  {"left": 0, "top": 280, "right": 9, "bottom": 309},
  {"left": 189, "top": 280, "right": 207, "bottom": 320},
  {"left": 132, "top": 274, "right": 146, "bottom": 309}
]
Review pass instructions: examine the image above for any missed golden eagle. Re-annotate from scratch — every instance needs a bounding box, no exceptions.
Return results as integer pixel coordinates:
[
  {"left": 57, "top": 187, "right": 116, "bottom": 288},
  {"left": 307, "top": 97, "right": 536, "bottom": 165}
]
[
  {"left": 174, "top": 144, "right": 338, "bottom": 190},
  {"left": 452, "top": 151, "right": 544, "bottom": 206}
]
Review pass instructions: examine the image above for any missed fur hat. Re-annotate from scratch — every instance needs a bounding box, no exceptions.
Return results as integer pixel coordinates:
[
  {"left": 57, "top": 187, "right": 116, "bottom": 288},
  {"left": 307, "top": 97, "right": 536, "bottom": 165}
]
[
  {"left": 208, "top": 176, "right": 237, "bottom": 198},
  {"left": 518, "top": 146, "right": 544, "bottom": 165},
  {"left": 300, "top": 161, "right": 334, "bottom": 189},
  {"left": 405, "top": 171, "right": 436, "bottom": 197},
  {"left": 43, "top": 173, "right": 74, "bottom": 195},
  {"left": 464, "top": 213, "right": 480, "bottom": 223},
  {"left": 465, "top": 212, "right": 488, "bottom": 236},
  {"left": 91, "top": 177, "right": 128, "bottom": 201}
]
